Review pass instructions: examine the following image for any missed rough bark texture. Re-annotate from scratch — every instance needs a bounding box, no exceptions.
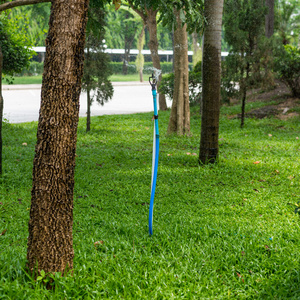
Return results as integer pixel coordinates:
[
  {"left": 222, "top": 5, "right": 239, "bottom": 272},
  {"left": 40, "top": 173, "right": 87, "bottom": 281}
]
[
  {"left": 167, "top": 9, "right": 190, "bottom": 135},
  {"left": 265, "top": 0, "right": 274, "bottom": 38},
  {"left": 27, "top": 0, "right": 89, "bottom": 275},
  {"left": 145, "top": 8, "right": 167, "bottom": 111},
  {"left": 199, "top": 0, "right": 224, "bottom": 164},
  {"left": 0, "top": 46, "right": 3, "bottom": 175},
  {"left": 0, "top": 0, "right": 50, "bottom": 12}
]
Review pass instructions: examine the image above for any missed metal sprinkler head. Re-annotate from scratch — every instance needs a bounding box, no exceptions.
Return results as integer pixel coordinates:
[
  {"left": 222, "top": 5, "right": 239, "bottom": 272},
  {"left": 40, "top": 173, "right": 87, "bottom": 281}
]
[{"left": 149, "top": 73, "right": 157, "bottom": 90}]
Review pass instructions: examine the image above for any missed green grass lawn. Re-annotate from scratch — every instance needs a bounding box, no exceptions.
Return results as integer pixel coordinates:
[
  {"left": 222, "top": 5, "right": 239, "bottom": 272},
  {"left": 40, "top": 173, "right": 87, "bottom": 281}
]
[
  {"left": 10, "top": 74, "right": 150, "bottom": 85},
  {"left": 11, "top": 75, "right": 43, "bottom": 85},
  {"left": 0, "top": 102, "right": 299, "bottom": 299}
]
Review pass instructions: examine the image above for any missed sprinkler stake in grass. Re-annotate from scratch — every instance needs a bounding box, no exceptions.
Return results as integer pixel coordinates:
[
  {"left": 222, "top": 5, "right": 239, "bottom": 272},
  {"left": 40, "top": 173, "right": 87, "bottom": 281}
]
[{"left": 149, "top": 73, "right": 159, "bottom": 236}]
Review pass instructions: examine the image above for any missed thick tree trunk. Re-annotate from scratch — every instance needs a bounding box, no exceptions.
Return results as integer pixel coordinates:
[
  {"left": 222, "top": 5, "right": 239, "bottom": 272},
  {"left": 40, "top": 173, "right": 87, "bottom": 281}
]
[
  {"left": 0, "top": 46, "right": 3, "bottom": 175},
  {"left": 146, "top": 8, "right": 167, "bottom": 111},
  {"left": 167, "top": 9, "right": 190, "bottom": 135},
  {"left": 86, "top": 88, "right": 91, "bottom": 132},
  {"left": 27, "top": 0, "right": 89, "bottom": 276},
  {"left": 265, "top": 0, "right": 274, "bottom": 38},
  {"left": 199, "top": 0, "right": 224, "bottom": 164}
]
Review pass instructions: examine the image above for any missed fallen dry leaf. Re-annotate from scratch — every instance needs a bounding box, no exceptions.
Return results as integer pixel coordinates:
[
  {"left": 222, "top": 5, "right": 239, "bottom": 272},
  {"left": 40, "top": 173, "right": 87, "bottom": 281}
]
[
  {"left": 1, "top": 229, "right": 7, "bottom": 236},
  {"left": 94, "top": 241, "right": 104, "bottom": 247},
  {"left": 236, "top": 272, "right": 244, "bottom": 283}
]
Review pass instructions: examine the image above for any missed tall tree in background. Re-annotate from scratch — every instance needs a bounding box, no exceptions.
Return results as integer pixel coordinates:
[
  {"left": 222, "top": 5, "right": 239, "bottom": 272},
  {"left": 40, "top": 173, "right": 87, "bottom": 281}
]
[
  {"left": 27, "top": 0, "right": 89, "bottom": 275},
  {"left": 136, "top": 23, "right": 145, "bottom": 82},
  {"left": 82, "top": 5, "right": 113, "bottom": 132},
  {"left": 199, "top": 0, "right": 224, "bottom": 164},
  {"left": 276, "top": 0, "right": 300, "bottom": 45},
  {"left": 128, "top": 0, "right": 167, "bottom": 110},
  {"left": 167, "top": 9, "right": 190, "bottom": 135},
  {"left": 265, "top": 0, "right": 274, "bottom": 38},
  {"left": 121, "top": 9, "right": 139, "bottom": 75},
  {"left": 224, "top": 0, "right": 266, "bottom": 128}
]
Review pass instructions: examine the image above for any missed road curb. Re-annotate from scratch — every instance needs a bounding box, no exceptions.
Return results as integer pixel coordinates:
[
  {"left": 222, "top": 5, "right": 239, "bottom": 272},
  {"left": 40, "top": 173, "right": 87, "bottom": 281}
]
[{"left": 2, "top": 81, "right": 150, "bottom": 90}]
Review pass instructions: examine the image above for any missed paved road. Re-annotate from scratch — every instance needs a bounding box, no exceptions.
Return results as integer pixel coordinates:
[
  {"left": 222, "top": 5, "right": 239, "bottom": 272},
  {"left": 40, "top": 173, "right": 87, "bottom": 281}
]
[{"left": 2, "top": 82, "right": 171, "bottom": 123}]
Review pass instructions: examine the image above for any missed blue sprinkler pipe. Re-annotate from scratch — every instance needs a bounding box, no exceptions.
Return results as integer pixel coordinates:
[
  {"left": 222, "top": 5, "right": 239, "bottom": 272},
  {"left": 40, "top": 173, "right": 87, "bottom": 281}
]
[{"left": 149, "top": 74, "right": 159, "bottom": 236}]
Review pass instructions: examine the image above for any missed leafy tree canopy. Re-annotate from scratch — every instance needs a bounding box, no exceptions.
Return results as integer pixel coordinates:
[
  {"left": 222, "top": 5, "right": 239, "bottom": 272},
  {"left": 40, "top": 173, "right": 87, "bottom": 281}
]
[
  {"left": 6, "top": 2, "right": 50, "bottom": 46},
  {"left": 0, "top": 14, "right": 32, "bottom": 77}
]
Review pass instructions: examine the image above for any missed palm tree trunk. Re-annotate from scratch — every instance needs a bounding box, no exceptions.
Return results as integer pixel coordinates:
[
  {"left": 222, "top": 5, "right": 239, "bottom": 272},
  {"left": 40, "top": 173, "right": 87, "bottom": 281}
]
[
  {"left": 27, "top": 0, "right": 89, "bottom": 276},
  {"left": 199, "top": 0, "right": 224, "bottom": 164}
]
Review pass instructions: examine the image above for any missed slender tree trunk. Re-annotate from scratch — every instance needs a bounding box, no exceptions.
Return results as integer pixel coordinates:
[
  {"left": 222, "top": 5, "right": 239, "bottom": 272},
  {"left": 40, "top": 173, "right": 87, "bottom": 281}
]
[
  {"left": 167, "top": 9, "right": 190, "bottom": 135},
  {"left": 123, "top": 46, "right": 130, "bottom": 75},
  {"left": 264, "top": 0, "right": 275, "bottom": 89},
  {"left": 0, "top": 46, "right": 3, "bottom": 175},
  {"left": 199, "top": 0, "right": 224, "bottom": 164},
  {"left": 86, "top": 88, "right": 91, "bottom": 132},
  {"left": 241, "top": 61, "right": 250, "bottom": 128},
  {"left": 27, "top": 0, "right": 89, "bottom": 276},
  {"left": 146, "top": 8, "right": 167, "bottom": 111},
  {"left": 171, "top": 24, "right": 175, "bottom": 72},
  {"left": 265, "top": 0, "right": 274, "bottom": 38}
]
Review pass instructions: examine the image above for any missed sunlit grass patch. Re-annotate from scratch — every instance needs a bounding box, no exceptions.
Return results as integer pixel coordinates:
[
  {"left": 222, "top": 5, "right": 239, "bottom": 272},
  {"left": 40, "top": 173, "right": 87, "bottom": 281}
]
[{"left": 0, "top": 103, "right": 299, "bottom": 298}]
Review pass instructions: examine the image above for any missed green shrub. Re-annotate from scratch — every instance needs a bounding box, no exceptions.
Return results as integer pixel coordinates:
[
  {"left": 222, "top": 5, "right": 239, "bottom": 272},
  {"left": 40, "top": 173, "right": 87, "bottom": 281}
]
[
  {"left": 274, "top": 45, "right": 300, "bottom": 98},
  {"left": 221, "top": 56, "right": 240, "bottom": 104},
  {"left": 18, "top": 61, "right": 44, "bottom": 76},
  {"left": 188, "top": 61, "right": 202, "bottom": 104},
  {"left": 109, "top": 62, "right": 137, "bottom": 74},
  {"left": 158, "top": 61, "right": 201, "bottom": 104},
  {"left": 158, "top": 72, "right": 175, "bottom": 99}
]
